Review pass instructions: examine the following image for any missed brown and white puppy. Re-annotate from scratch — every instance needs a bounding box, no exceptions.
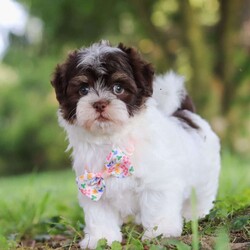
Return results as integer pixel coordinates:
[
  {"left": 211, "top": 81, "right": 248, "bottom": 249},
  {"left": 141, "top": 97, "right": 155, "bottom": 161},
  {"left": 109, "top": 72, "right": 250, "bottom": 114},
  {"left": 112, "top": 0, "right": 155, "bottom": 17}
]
[{"left": 51, "top": 41, "right": 220, "bottom": 249}]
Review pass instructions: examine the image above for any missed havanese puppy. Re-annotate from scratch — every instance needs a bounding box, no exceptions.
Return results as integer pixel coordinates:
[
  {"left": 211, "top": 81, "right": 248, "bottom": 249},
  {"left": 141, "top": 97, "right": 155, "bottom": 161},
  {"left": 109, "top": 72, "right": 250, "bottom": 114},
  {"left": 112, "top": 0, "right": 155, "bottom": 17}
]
[{"left": 51, "top": 40, "right": 220, "bottom": 249}]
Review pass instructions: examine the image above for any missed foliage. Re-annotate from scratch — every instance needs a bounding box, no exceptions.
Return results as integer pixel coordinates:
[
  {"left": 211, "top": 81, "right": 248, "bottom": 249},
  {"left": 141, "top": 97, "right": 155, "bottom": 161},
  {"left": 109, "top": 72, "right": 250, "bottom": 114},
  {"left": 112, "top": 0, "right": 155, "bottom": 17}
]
[
  {"left": 0, "top": 50, "right": 70, "bottom": 175},
  {"left": 0, "top": 153, "right": 249, "bottom": 249},
  {"left": 0, "top": 1, "right": 249, "bottom": 249}
]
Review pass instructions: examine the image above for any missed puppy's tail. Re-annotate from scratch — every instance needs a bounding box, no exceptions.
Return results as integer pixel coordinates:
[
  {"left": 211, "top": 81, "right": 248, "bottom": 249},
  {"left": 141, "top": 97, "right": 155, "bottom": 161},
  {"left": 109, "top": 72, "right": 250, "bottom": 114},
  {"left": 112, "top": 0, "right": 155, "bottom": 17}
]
[{"left": 153, "top": 71, "right": 195, "bottom": 115}]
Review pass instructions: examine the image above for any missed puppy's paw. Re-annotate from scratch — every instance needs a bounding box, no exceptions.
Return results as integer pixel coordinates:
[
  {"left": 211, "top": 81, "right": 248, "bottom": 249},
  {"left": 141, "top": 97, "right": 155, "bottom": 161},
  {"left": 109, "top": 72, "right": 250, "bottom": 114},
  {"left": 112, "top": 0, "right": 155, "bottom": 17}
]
[
  {"left": 142, "top": 220, "right": 182, "bottom": 240},
  {"left": 79, "top": 236, "right": 99, "bottom": 249},
  {"left": 79, "top": 232, "right": 122, "bottom": 249}
]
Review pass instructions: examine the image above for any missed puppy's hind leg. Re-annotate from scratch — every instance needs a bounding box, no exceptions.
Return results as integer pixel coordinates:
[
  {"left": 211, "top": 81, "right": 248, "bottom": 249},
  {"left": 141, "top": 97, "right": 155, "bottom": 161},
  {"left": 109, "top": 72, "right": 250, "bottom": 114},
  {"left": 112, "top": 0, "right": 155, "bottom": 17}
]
[
  {"left": 140, "top": 187, "right": 184, "bottom": 240},
  {"left": 182, "top": 188, "right": 217, "bottom": 221}
]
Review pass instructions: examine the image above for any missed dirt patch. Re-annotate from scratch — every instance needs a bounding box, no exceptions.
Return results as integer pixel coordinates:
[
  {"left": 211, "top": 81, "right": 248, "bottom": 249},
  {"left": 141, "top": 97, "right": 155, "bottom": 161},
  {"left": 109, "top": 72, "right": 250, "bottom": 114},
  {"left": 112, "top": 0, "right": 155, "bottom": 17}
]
[
  {"left": 179, "top": 235, "right": 250, "bottom": 250},
  {"left": 17, "top": 234, "right": 250, "bottom": 250}
]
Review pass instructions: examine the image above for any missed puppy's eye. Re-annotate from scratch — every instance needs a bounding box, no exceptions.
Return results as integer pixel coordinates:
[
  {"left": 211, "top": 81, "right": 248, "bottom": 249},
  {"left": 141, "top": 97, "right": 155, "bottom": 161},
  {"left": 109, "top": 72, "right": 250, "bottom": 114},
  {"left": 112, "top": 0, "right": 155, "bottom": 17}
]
[
  {"left": 113, "top": 84, "right": 124, "bottom": 95},
  {"left": 79, "top": 84, "right": 90, "bottom": 96}
]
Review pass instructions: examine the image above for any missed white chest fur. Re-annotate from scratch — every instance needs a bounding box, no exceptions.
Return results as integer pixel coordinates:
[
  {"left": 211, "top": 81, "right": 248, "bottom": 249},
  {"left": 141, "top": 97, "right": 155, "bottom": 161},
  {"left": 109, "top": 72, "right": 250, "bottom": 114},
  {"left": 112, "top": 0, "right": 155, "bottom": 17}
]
[{"left": 64, "top": 124, "right": 141, "bottom": 217}]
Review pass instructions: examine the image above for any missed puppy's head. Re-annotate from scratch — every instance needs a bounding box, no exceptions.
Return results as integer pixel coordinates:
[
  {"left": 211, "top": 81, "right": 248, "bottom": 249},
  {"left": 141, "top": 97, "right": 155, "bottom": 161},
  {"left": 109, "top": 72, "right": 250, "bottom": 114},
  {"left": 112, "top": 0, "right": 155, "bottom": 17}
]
[{"left": 51, "top": 41, "right": 154, "bottom": 135}]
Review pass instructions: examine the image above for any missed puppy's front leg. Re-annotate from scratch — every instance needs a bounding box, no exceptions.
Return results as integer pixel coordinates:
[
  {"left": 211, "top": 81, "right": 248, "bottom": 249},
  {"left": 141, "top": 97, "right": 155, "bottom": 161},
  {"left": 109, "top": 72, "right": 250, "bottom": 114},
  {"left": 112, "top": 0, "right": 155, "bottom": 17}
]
[
  {"left": 140, "top": 188, "right": 184, "bottom": 240},
  {"left": 79, "top": 197, "right": 122, "bottom": 249}
]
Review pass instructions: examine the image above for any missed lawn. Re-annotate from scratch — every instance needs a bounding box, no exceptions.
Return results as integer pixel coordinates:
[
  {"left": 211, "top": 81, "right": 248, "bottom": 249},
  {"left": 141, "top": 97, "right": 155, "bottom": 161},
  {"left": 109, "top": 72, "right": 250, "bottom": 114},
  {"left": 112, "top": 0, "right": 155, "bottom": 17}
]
[{"left": 0, "top": 151, "right": 249, "bottom": 250}]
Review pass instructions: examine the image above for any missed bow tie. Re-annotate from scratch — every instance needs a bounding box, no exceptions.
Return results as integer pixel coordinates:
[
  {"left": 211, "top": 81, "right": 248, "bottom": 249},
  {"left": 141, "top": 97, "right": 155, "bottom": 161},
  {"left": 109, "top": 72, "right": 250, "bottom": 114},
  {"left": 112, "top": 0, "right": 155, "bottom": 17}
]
[{"left": 76, "top": 147, "right": 134, "bottom": 201}]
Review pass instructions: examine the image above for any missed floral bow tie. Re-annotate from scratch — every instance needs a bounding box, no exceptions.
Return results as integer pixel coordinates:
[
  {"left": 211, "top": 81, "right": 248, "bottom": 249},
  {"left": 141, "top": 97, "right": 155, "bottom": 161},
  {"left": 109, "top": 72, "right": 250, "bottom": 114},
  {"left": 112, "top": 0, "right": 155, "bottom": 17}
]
[{"left": 76, "top": 147, "right": 134, "bottom": 201}]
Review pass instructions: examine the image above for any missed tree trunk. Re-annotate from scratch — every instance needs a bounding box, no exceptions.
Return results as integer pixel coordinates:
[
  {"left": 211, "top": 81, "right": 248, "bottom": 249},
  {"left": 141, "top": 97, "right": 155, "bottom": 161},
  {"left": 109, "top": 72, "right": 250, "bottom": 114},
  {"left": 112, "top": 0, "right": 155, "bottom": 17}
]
[
  {"left": 179, "top": 0, "right": 212, "bottom": 114},
  {"left": 130, "top": 0, "right": 177, "bottom": 70},
  {"left": 215, "top": 0, "right": 243, "bottom": 114}
]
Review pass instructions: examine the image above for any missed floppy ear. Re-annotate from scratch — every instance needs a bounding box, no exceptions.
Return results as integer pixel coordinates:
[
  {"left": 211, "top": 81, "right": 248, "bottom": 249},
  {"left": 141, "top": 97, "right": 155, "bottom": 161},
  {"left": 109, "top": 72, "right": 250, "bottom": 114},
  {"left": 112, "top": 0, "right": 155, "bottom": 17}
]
[
  {"left": 51, "top": 63, "right": 66, "bottom": 105},
  {"left": 118, "top": 43, "right": 154, "bottom": 97},
  {"left": 51, "top": 50, "right": 78, "bottom": 104}
]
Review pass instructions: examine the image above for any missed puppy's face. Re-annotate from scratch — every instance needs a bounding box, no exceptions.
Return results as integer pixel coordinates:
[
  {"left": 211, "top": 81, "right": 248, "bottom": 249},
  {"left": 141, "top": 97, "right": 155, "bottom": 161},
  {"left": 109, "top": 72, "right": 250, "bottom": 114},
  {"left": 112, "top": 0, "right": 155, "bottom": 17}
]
[{"left": 51, "top": 41, "right": 154, "bottom": 135}]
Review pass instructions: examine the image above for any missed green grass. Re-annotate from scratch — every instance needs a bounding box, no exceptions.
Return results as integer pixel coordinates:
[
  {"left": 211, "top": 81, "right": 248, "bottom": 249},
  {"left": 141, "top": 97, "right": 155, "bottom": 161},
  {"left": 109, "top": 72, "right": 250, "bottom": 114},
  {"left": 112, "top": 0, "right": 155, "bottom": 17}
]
[
  {"left": 0, "top": 152, "right": 249, "bottom": 249},
  {"left": 0, "top": 170, "right": 83, "bottom": 249}
]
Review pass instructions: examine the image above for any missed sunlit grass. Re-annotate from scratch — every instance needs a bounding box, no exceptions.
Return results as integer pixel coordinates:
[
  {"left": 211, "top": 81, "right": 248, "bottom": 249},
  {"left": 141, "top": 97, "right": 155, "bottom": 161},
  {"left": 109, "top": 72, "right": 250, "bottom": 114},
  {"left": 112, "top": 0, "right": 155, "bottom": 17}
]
[
  {"left": 0, "top": 152, "right": 249, "bottom": 249},
  {"left": 0, "top": 170, "right": 82, "bottom": 242},
  {"left": 218, "top": 151, "right": 250, "bottom": 208}
]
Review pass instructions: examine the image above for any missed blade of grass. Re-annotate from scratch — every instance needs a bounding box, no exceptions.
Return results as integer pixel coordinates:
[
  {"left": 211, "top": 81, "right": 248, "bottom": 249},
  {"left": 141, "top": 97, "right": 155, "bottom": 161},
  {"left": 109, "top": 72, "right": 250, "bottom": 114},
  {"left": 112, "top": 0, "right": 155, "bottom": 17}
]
[
  {"left": 214, "top": 228, "right": 230, "bottom": 250},
  {"left": 191, "top": 188, "right": 199, "bottom": 250}
]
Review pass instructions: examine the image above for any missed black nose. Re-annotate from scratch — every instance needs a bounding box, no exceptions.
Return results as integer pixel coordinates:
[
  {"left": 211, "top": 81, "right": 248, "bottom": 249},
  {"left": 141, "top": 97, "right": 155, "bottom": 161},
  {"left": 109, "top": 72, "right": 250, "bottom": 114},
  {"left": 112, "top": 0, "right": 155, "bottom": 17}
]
[{"left": 93, "top": 100, "right": 109, "bottom": 112}]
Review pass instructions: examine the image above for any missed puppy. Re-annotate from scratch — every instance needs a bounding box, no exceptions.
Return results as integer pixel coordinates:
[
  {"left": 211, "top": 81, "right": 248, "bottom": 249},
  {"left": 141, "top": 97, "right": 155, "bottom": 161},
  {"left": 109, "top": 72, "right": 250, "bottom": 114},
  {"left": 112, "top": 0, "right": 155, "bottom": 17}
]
[{"left": 51, "top": 40, "right": 220, "bottom": 249}]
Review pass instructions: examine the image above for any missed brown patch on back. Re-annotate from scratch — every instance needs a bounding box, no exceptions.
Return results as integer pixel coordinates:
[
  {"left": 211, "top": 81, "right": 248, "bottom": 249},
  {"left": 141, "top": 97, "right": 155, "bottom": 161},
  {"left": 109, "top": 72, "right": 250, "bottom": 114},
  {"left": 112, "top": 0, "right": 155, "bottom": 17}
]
[
  {"left": 179, "top": 95, "right": 196, "bottom": 113},
  {"left": 173, "top": 95, "right": 199, "bottom": 129},
  {"left": 173, "top": 110, "right": 199, "bottom": 129}
]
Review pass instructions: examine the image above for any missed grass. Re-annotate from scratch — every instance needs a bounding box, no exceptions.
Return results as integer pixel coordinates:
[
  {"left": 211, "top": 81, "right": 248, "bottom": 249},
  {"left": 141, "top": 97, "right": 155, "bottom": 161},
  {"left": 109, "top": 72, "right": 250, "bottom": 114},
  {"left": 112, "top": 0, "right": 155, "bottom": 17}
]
[{"left": 0, "top": 151, "right": 249, "bottom": 249}]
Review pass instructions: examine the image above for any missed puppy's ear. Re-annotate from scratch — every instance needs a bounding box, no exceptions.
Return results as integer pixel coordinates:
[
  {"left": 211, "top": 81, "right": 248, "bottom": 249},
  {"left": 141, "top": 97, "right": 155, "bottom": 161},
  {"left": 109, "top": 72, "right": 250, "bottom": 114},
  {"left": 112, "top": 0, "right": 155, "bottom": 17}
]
[
  {"left": 51, "top": 64, "right": 67, "bottom": 105},
  {"left": 51, "top": 50, "right": 78, "bottom": 104},
  {"left": 118, "top": 43, "right": 154, "bottom": 97}
]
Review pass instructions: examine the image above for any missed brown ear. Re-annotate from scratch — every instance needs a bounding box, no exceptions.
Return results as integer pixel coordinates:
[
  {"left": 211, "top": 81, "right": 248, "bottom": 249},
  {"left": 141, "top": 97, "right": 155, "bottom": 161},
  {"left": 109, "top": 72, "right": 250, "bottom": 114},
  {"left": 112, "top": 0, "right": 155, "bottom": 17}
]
[
  {"left": 118, "top": 43, "right": 154, "bottom": 97},
  {"left": 51, "top": 64, "right": 62, "bottom": 88},
  {"left": 51, "top": 63, "right": 66, "bottom": 104},
  {"left": 51, "top": 50, "right": 78, "bottom": 104}
]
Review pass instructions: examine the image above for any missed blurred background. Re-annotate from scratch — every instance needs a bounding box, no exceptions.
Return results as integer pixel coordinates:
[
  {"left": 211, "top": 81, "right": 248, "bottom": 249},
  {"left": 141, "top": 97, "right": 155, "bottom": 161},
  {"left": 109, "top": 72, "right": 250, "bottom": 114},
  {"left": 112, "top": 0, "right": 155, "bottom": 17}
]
[{"left": 0, "top": 0, "right": 249, "bottom": 176}]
